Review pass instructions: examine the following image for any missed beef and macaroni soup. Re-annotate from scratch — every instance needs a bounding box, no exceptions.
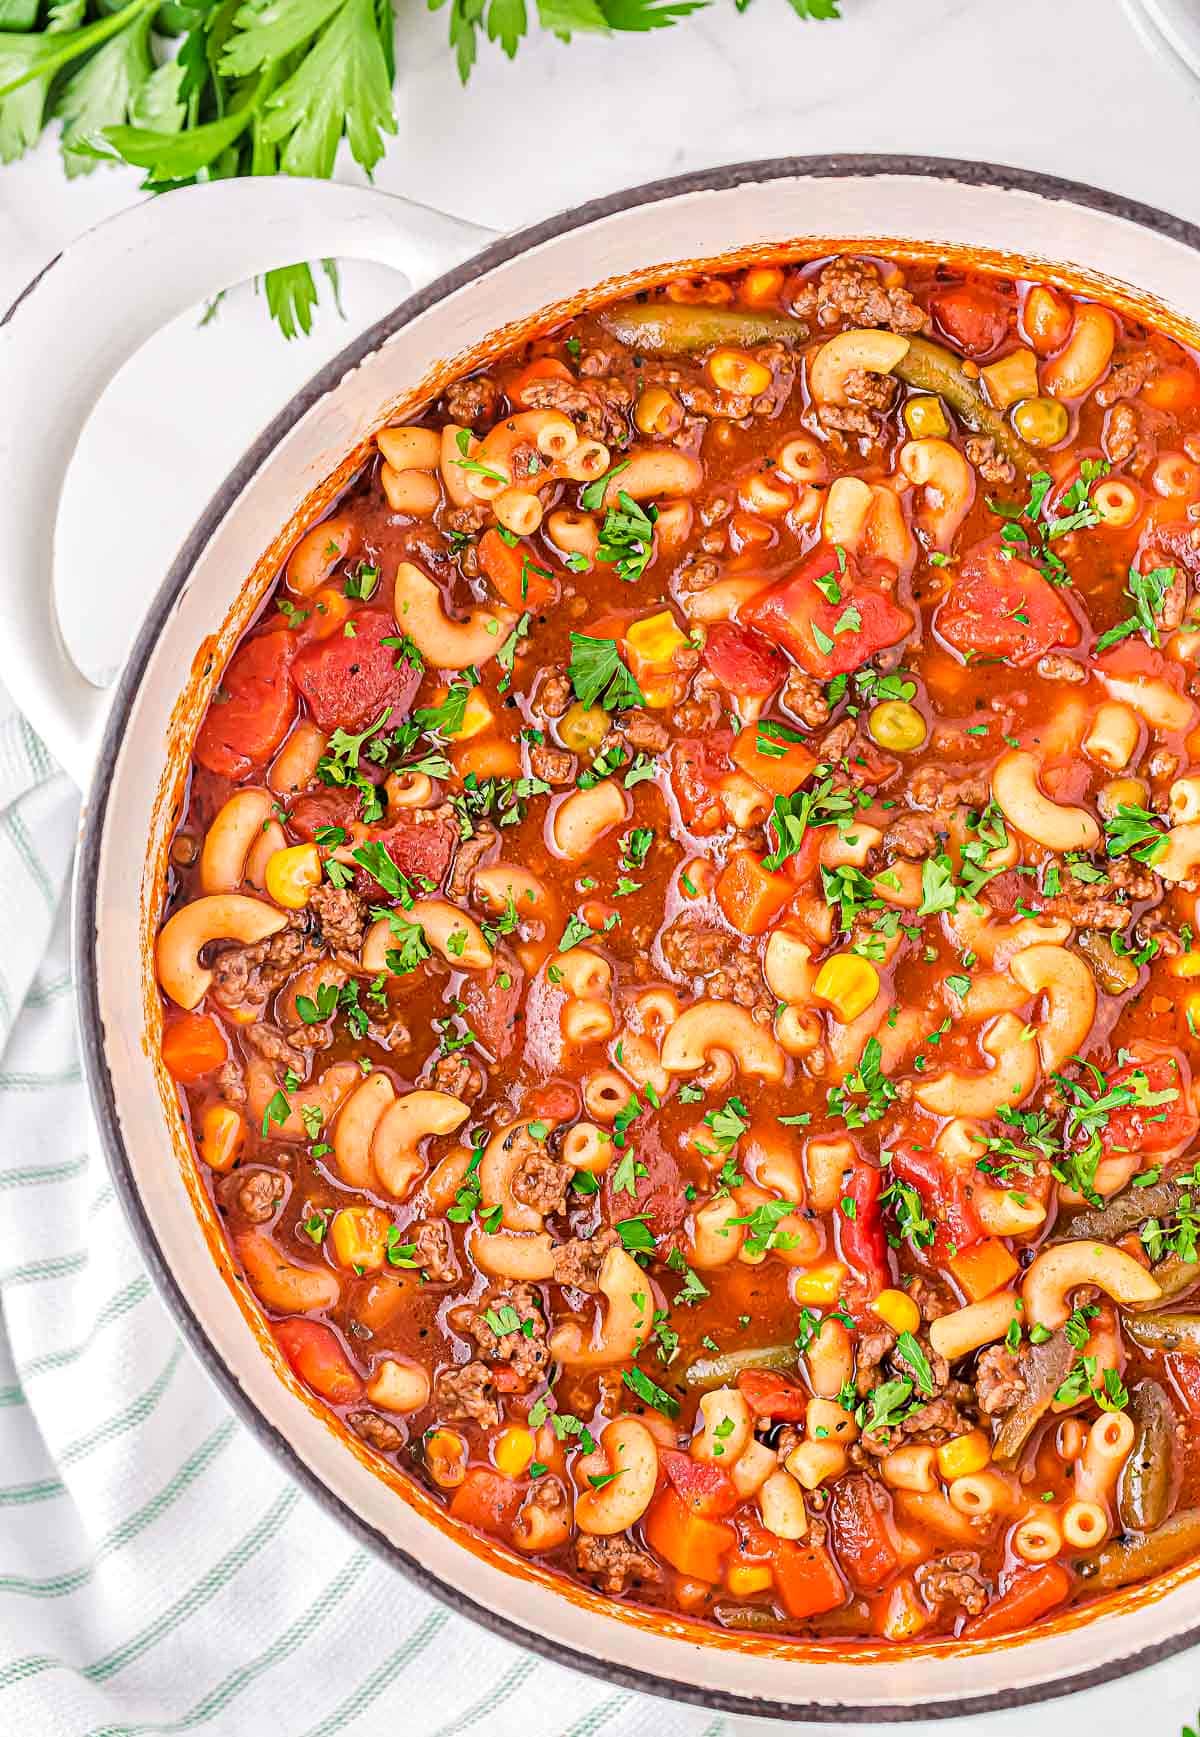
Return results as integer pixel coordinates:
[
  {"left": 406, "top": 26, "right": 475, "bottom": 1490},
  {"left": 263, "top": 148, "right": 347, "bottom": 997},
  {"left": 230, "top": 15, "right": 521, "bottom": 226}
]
[{"left": 156, "top": 253, "right": 1200, "bottom": 1643}]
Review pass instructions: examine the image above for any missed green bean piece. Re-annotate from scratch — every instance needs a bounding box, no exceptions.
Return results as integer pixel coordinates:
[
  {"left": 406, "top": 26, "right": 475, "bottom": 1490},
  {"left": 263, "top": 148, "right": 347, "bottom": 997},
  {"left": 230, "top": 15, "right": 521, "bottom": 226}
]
[
  {"left": 712, "top": 1603, "right": 793, "bottom": 1633},
  {"left": 597, "top": 301, "right": 809, "bottom": 355},
  {"left": 1140, "top": 1254, "right": 1200, "bottom": 1307},
  {"left": 712, "top": 1602, "right": 873, "bottom": 1636},
  {"left": 1117, "top": 1380, "right": 1176, "bottom": 1533},
  {"left": 1055, "top": 1178, "right": 1185, "bottom": 1246},
  {"left": 1123, "top": 1312, "right": 1200, "bottom": 1356},
  {"left": 684, "top": 1343, "right": 797, "bottom": 1390},
  {"left": 893, "top": 336, "right": 1038, "bottom": 475},
  {"left": 992, "top": 1330, "right": 1074, "bottom": 1463},
  {"left": 1079, "top": 1507, "right": 1200, "bottom": 1590},
  {"left": 1075, "top": 929, "right": 1140, "bottom": 996}
]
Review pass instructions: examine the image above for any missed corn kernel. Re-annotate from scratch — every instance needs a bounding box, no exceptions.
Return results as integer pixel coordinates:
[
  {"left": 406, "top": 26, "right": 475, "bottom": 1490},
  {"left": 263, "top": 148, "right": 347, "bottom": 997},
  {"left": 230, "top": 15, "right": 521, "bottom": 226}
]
[
  {"left": 329, "top": 1205, "right": 390, "bottom": 1272},
  {"left": 492, "top": 1425, "right": 536, "bottom": 1477},
  {"left": 872, "top": 1288, "right": 921, "bottom": 1336},
  {"left": 1098, "top": 775, "right": 1149, "bottom": 819},
  {"left": 197, "top": 1104, "right": 245, "bottom": 1173},
  {"left": 445, "top": 687, "right": 494, "bottom": 742},
  {"left": 625, "top": 610, "right": 689, "bottom": 708},
  {"left": 626, "top": 610, "right": 687, "bottom": 666},
  {"left": 726, "top": 1561, "right": 774, "bottom": 1596},
  {"left": 1170, "top": 952, "right": 1200, "bottom": 979},
  {"left": 425, "top": 1427, "right": 467, "bottom": 1489},
  {"left": 1185, "top": 989, "right": 1200, "bottom": 1031},
  {"left": 869, "top": 699, "right": 927, "bottom": 753},
  {"left": 883, "top": 1577, "right": 930, "bottom": 1642},
  {"left": 634, "top": 385, "right": 683, "bottom": 438},
  {"left": 1012, "top": 395, "right": 1069, "bottom": 448},
  {"left": 265, "top": 842, "right": 322, "bottom": 909},
  {"left": 902, "top": 394, "right": 949, "bottom": 440},
  {"left": 812, "top": 954, "right": 881, "bottom": 1023},
  {"left": 936, "top": 1429, "right": 992, "bottom": 1481},
  {"left": 790, "top": 1261, "right": 847, "bottom": 1306},
  {"left": 981, "top": 348, "right": 1039, "bottom": 409},
  {"left": 707, "top": 347, "right": 772, "bottom": 398},
  {"left": 740, "top": 266, "right": 785, "bottom": 307}
]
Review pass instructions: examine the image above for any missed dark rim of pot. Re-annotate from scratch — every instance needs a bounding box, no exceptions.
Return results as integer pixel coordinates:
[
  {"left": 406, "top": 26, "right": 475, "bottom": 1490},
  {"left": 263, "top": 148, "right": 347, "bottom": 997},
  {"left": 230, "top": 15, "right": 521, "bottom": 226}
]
[{"left": 73, "top": 154, "right": 1200, "bottom": 1721}]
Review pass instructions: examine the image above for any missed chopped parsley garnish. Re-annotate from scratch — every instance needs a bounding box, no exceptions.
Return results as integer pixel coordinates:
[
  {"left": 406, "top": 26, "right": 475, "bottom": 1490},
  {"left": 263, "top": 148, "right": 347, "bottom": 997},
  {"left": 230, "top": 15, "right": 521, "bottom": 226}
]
[
  {"left": 1095, "top": 562, "right": 1179, "bottom": 652},
  {"left": 621, "top": 1366, "right": 680, "bottom": 1419},
  {"left": 567, "top": 633, "right": 645, "bottom": 712},
  {"left": 596, "top": 492, "right": 658, "bottom": 583}
]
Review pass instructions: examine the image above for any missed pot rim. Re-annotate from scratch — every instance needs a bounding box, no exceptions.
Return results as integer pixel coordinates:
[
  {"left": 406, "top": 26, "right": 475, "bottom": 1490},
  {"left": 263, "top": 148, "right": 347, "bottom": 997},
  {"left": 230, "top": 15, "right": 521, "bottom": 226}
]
[{"left": 74, "top": 152, "right": 1200, "bottom": 1721}]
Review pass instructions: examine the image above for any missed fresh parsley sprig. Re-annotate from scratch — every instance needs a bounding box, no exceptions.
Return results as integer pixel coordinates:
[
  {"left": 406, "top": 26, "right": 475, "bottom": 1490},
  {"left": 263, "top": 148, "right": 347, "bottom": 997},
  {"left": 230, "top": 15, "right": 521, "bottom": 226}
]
[{"left": 1, "top": 0, "right": 840, "bottom": 335}]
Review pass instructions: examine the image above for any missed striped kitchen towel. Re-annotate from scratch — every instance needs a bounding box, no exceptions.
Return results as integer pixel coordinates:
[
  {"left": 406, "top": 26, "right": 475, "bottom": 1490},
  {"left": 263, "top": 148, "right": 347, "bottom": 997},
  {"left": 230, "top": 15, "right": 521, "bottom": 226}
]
[{"left": 0, "top": 693, "right": 725, "bottom": 1737}]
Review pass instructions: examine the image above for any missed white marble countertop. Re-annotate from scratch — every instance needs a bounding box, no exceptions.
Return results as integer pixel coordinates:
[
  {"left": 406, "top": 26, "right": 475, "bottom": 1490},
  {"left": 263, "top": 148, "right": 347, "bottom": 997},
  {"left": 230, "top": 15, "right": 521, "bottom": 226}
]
[{"left": 3, "top": 0, "right": 1200, "bottom": 1726}]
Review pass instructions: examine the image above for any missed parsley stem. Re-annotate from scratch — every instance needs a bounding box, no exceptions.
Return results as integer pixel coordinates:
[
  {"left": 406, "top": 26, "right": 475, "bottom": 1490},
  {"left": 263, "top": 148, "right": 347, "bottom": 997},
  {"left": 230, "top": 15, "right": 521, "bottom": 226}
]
[{"left": 0, "top": 0, "right": 158, "bottom": 98}]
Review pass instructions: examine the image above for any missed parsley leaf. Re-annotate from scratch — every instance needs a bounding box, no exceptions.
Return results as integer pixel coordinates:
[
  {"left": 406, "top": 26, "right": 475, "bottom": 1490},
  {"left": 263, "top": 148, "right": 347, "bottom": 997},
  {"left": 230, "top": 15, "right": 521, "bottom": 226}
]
[{"left": 567, "top": 633, "right": 645, "bottom": 712}]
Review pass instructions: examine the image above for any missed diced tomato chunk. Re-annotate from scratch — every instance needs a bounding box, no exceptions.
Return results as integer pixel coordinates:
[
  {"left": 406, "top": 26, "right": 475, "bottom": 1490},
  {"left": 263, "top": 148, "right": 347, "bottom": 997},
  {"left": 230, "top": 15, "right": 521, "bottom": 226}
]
[
  {"left": 829, "top": 1473, "right": 902, "bottom": 1593},
  {"left": 837, "top": 1160, "right": 892, "bottom": 1294},
  {"left": 448, "top": 1466, "right": 524, "bottom": 1539},
  {"left": 744, "top": 545, "right": 912, "bottom": 678},
  {"left": 292, "top": 608, "right": 422, "bottom": 733},
  {"left": 460, "top": 962, "right": 525, "bottom": 1061},
  {"left": 935, "top": 534, "right": 1080, "bottom": 666},
  {"left": 930, "top": 284, "right": 1010, "bottom": 356},
  {"left": 702, "top": 622, "right": 789, "bottom": 697},
  {"left": 195, "top": 630, "right": 297, "bottom": 780},
  {"left": 888, "top": 1143, "right": 984, "bottom": 1262},
  {"left": 161, "top": 1012, "right": 227, "bottom": 1084},
  {"left": 353, "top": 816, "right": 456, "bottom": 895},
  {"left": 659, "top": 1449, "right": 738, "bottom": 1518},
  {"left": 670, "top": 730, "right": 733, "bottom": 834},
  {"left": 1098, "top": 1051, "right": 1197, "bottom": 1156},
  {"left": 736, "top": 1369, "right": 809, "bottom": 1422},
  {"left": 601, "top": 1122, "right": 687, "bottom": 1239},
  {"left": 288, "top": 788, "right": 361, "bottom": 841},
  {"left": 642, "top": 1485, "right": 735, "bottom": 1582},
  {"left": 274, "top": 1319, "right": 363, "bottom": 1405}
]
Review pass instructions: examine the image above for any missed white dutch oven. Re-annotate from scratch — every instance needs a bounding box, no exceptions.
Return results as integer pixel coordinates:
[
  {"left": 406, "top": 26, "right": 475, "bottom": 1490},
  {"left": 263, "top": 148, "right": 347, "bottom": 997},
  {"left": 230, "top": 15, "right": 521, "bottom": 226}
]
[{"left": 4, "top": 156, "right": 1200, "bottom": 1721}]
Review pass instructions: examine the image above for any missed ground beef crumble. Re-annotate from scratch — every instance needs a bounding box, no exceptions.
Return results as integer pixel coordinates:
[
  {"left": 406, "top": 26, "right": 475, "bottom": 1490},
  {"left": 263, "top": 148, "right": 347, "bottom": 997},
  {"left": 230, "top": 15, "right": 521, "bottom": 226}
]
[
  {"left": 974, "top": 1345, "right": 1027, "bottom": 1416},
  {"left": 435, "top": 1361, "right": 500, "bottom": 1428},
  {"left": 792, "top": 255, "right": 929, "bottom": 335},
  {"left": 551, "top": 1229, "right": 619, "bottom": 1292},
  {"left": 916, "top": 1552, "right": 990, "bottom": 1617},
  {"left": 411, "top": 1219, "right": 460, "bottom": 1285},
  {"left": 574, "top": 1534, "right": 662, "bottom": 1594},
  {"left": 308, "top": 882, "right": 367, "bottom": 951},
  {"left": 468, "top": 1283, "right": 549, "bottom": 1380}
]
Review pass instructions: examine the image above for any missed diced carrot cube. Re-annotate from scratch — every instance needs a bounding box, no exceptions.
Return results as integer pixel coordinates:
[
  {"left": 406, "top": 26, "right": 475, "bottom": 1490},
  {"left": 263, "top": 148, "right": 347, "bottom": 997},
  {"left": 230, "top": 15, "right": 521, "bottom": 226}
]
[
  {"left": 642, "top": 1486, "right": 735, "bottom": 1583},
  {"left": 478, "top": 529, "right": 557, "bottom": 611},
  {"left": 715, "top": 850, "right": 795, "bottom": 936},
  {"left": 162, "top": 1012, "right": 227, "bottom": 1084},
  {"left": 731, "top": 725, "right": 817, "bottom": 797},
  {"left": 949, "top": 1237, "right": 1019, "bottom": 1303}
]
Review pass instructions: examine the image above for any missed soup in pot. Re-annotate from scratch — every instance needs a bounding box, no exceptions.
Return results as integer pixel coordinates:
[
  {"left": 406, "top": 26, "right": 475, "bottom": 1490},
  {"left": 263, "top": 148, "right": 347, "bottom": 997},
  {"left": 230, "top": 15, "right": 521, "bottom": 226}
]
[{"left": 155, "top": 251, "right": 1200, "bottom": 1644}]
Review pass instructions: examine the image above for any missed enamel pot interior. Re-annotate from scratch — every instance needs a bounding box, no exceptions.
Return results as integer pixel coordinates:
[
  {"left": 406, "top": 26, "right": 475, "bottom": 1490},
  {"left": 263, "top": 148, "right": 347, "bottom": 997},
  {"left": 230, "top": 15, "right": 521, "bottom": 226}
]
[{"left": 78, "top": 158, "right": 1200, "bottom": 1719}]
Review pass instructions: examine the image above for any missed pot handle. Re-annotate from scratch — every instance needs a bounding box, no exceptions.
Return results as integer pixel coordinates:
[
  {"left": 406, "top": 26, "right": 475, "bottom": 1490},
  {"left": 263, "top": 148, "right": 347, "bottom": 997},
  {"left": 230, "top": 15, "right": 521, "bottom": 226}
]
[{"left": 0, "top": 177, "right": 497, "bottom": 787}]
